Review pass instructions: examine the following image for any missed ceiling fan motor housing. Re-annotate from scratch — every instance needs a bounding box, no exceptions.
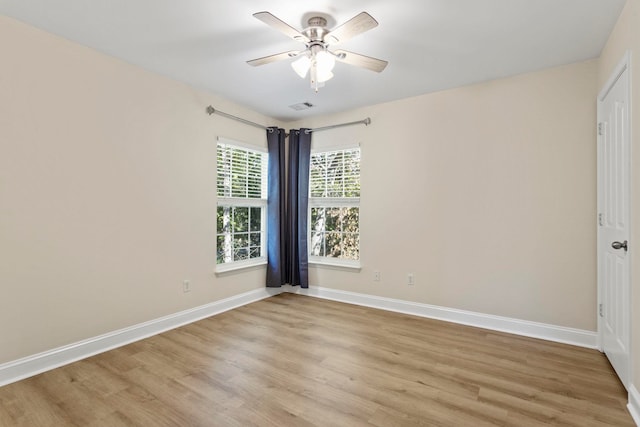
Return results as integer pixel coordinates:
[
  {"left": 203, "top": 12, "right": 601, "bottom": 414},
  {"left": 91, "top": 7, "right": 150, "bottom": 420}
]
[
  {"left": 303, "top": 17, "right": 329, "bottom": 43},
  {"left": 307, "top": 16, "right": 327, "bottom": 28}
]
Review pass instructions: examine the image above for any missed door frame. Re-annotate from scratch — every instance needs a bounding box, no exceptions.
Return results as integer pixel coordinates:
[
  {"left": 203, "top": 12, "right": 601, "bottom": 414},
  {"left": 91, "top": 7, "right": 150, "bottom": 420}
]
[{"left": 596, "top": 50, "right": 632, "bottom": 389}]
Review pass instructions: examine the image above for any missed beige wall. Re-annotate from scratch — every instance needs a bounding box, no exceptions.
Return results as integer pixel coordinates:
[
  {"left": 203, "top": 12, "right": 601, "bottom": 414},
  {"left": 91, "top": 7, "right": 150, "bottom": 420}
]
[
  {"left": 0, "top": 16, "right": 273, "bottom": 364},
  {"left": 598, "top": 0, "right": 640, "bottom": 392},
  {"left": 0, "top": 12, "right": 604, "bottom": 367},
  {"left": 293, "top": 59, "right": 598, "bottom": 331}
]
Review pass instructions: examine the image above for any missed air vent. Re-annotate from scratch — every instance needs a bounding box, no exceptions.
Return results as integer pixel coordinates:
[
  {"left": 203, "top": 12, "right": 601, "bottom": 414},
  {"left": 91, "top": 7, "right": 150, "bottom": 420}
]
[{"left": 289, "top": 102, "right": 314, "bottom": 111}]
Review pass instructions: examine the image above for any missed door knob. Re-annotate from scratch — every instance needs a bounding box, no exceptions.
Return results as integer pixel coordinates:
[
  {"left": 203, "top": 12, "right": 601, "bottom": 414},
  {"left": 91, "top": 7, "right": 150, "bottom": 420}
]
[{"left": 611, "top": 240, "right": 628, "bottom": 251}]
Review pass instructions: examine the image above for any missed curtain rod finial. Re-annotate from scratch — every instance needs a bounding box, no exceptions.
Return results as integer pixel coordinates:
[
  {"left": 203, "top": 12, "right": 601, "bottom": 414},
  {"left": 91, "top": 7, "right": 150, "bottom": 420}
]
[
  {"left": 364, "top": 118, "right": 371, "bottom": 126},
  {"left": 206, "top": 105, "right": 215, "bottom": 115}
]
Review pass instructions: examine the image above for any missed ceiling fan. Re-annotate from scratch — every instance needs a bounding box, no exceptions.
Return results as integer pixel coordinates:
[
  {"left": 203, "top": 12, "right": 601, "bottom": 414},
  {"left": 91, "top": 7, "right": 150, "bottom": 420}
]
[{"left": 247, "top": 11, "right": 388, "bottom": 92}]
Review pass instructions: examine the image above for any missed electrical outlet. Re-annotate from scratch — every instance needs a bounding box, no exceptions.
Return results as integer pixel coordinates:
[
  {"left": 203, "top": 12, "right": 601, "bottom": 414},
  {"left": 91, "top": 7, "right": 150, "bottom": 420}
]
[
  {"left": 407, "top": 273, "right": 415, "bottom": 286},
  {"left": 183, "top": 280, "right": 191, "bottom": 293},
  {"left": 374, "top": 271, "right": 381, "bottom": 282}
]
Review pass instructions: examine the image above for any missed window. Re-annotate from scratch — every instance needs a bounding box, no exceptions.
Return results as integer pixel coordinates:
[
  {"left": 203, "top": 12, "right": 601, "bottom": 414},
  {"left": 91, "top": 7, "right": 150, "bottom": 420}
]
[
  {"left": 309, "top": 147, "right": 360, "bottom": 267},
  {"left": 216, "top": 138, "right": 267, "bottom": 271}
]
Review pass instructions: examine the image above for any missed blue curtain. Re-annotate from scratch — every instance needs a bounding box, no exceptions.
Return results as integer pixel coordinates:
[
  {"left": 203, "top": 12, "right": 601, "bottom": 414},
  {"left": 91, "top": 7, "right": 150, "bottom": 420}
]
[
  {"left": 286, "top": 129, "right": 311, "bottom": 288},
  {"left": 265, "top": 127, "right": 311, "bottom": 288},
  {"left": 266, "top": 127, "right": 286, "bottom": 287}
]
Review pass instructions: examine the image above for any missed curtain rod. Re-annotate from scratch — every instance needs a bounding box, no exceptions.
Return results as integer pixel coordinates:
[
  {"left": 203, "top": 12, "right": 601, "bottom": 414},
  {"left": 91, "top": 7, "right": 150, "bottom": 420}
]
[
  {"left": 305, "top": 117, "right": 371, "bottom": 134},
  {"left": 206, "top": 105, "right": 371, "bottom": 134},
  {"left": 206, "top": 105, "right": 273, "bottom": 132}
]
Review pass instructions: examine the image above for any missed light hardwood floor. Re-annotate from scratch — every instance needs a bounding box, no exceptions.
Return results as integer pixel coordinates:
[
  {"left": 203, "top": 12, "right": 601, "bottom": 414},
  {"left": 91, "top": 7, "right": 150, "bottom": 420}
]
[{"left": 0, "top": 293, "right": 634, "bottom": 426}]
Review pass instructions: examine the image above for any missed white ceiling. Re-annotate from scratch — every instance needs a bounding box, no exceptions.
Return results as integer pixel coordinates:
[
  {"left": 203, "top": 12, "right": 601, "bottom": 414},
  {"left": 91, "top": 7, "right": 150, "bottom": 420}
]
[{"left": 0, "top": 0, "right": 626, "bottom": 121}]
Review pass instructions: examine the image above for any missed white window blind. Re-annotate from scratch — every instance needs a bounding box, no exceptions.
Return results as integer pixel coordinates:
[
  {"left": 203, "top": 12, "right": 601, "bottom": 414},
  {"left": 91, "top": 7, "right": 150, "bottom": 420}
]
[
  {"left": 310, "top": 148, "right": 360, "bottom": 198},
  {"left": 309, "top": 147, "right": 361, "bottom": 267},
  {"left": 216, "top": 138, "right": 268, "bottom": 271},
  {"left": 216, "top": 141, "right": 267, "bottom": 199}
]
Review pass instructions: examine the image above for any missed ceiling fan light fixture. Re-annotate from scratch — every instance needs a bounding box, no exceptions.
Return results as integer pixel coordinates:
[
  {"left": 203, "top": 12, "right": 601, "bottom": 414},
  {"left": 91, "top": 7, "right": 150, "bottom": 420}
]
[
  {"left": 291, "top": 55, "right": 311, "bottom": 78},
  {"left": 249, "top": 11, "right": 388, "bottom": 92},
  {"left": 316, "top": 68, "right": 334, "bottom": 83},
  {"left": 310, "top": 49, "right": 335, "bottom": 85},
  {"left": 315, "top": 50, "right": 336, "bottom": 73},
  {"left": 309, "top": 66, "right": 325, "bottom": 92}
]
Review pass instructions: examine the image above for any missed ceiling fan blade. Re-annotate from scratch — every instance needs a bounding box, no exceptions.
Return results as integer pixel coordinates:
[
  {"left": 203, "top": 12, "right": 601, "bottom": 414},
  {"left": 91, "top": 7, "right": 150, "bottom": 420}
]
[
  {"left": 333, "top": 50, "right": 388, "bottom": 73},
  {"left": 325, "top": 12, "right": 378, "bottom": 45},
  {"left": 253, "top": 12, "right": 310, "bottom": 43},
  {"left": 247, "top": 51, "right": 300, "bottom": 67}
]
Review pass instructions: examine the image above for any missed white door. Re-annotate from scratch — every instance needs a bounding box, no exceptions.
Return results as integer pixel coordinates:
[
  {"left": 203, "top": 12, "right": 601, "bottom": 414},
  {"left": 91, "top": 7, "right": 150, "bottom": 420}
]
[{"left": 597, "top": 53, "right": 631, "bottom": 390}]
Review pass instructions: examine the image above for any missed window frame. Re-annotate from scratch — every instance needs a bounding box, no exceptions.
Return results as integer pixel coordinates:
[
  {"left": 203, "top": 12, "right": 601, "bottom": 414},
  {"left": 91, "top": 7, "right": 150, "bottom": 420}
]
[
  {"left": 308, "top": 144, "right": 361, "bottom": 269},
  {"left": 215, "top": 137, "right": 268, "bottom": 273}
]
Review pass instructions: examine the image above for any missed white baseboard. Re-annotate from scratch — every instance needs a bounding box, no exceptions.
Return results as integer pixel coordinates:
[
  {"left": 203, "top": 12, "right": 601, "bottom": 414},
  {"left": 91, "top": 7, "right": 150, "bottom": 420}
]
[
  {"left": 629, "top": 384, "right": 640, "bottom": 426},
  {"left": 0, "top": 287, "right": 282, "bottom": 387},
  {"left": 284, "top": 285, "right": 598, "bottom": 349},
  {"left": 0, "top": 284, "right": 602, "bottom": 389}
]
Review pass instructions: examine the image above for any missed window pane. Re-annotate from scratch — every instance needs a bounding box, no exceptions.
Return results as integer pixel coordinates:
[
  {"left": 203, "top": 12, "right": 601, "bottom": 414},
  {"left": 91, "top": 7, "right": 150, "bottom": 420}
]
[
  {"left": 343, "top": 233, "right": 359, "bottom": 260},
  {"left": 310, "top": 208, "right": 325, "bottom": 257},
  {"left": 233, "top": 233, "right": 248, "bottom": 249},
  {"left": 249, "top": 247, "right": 261, "bottom": 259},
  {"left": 216, "top": 236, "right": 226, "bottom": 264},
  {"left": 234, "top": 207, "right": 249, "bottom": 232},
  {"left": 250, "top": 207, "right": 261, "bottom": 231},
  {"left": 216, "top": 141, "right": 267, "bottom": 267},
  {"left": 344, "top": 207, "right": 359, "bottom": 233},
  {"left": 310, "top": 232, "right": 325, "bottom": 257},
  {"left": 325, "top": 207, "right": 340, "bottom": 232},
  {"left": 326, "top": 232, "right": 342, "bottom": 258},
  {"left": 311, "top": 207, "right": 324, "bottom": 231},
  {"left": 234, "top": 248, "right": 249, "bottom": 261},
  {"left": 216, "top": 207, "right": 264, "bottom": 265},
  {"left": 308, "top": 147, "right": 360, "bottom": 262},
  {"left": 220, "top": 206, "right": 232, "bottom": 233},
  {"left": 216, "top": 206, "right": 224, "bottom": 232}
]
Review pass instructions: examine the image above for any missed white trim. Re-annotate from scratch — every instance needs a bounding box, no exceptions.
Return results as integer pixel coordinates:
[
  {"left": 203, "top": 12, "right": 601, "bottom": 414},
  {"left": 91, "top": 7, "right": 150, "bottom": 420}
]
[
  {"left": 308, "top": 197, "right": 360, "bottom": 207},
  {"left": 598, "top": 51, "right": 631, "bottom": 101},
  {"left": 283, "top": 285, "right": 598, "bottom": 349},
  {"left": 629, "top": 384, "right": 640, "bottom": 426},
  {"left": 0, "top": 287, "right": 282, "bottom": 387},
  {"left": 217, "top": 197, "right": 267, "bottom": 208},
  {"left": 215, "top": 258, "right": 267, "bottom": 274},
  {"left": 309, "top": 257, "right": 361, "bottom": 270},
  {"left": 0, "top": 285, "right": 605, "bottom": 390},
  {"left": 215, "top": 137, "right": 269, "bottom": 268},
  {"left": 307, "top": 146, "right": 362, "bottom": 271},
  {"left": 310, "top": 142, "right": 361, "bottom": 153},
  {"left": 217, "top": 136, "right": 267, "bottom": 153}
]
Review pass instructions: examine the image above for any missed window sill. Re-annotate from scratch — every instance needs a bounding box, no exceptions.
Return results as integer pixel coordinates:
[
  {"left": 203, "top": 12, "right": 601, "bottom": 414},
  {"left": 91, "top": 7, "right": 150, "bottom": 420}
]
[
  {"left": 309, "top": 258, "right": 361, "bottom": 271},
  {"left": 215, "top": 259, "right": 267, "bottom": 275}
]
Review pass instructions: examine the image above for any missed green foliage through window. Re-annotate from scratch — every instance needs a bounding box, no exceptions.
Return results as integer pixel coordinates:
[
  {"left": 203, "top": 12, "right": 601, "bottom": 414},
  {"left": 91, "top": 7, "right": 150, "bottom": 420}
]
[
  {"left": 309, "top": 148, "right": 360, "bottom": 262},
  {"left": 216, "top": 206, "right": 263, "bottom": 264},
  {"left": 216, "top": 140, "right": 267, "bottom": 266}
]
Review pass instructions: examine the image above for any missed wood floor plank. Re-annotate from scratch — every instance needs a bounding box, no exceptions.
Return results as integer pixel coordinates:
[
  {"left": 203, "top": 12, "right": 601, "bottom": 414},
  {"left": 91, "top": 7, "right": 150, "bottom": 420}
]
[{"left": 0, "top": 293, "right": 634, "bottom": 426}]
